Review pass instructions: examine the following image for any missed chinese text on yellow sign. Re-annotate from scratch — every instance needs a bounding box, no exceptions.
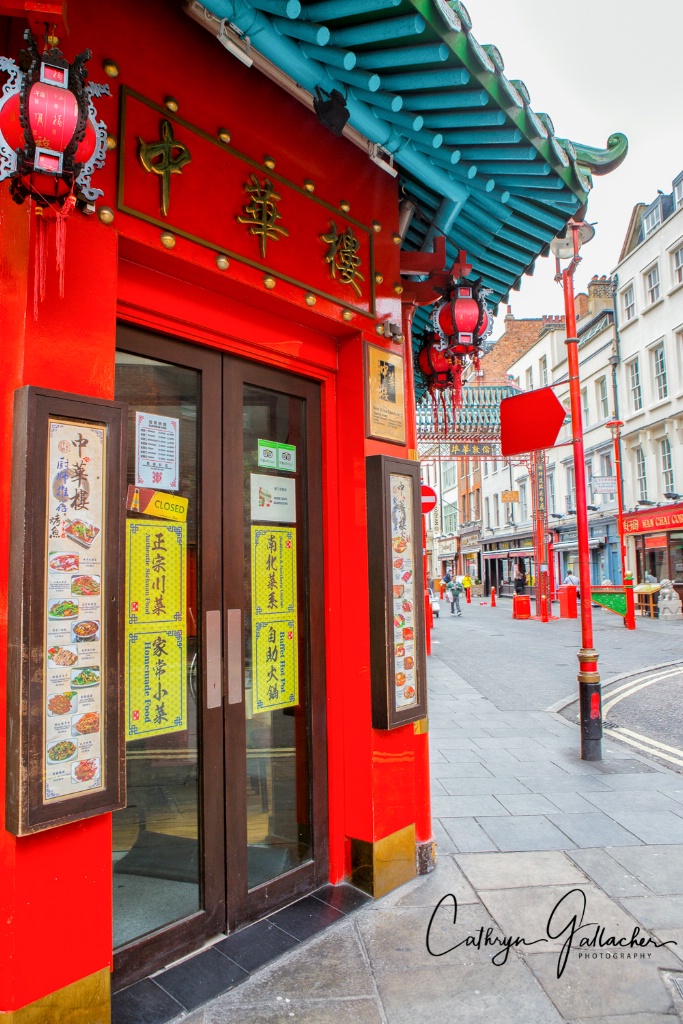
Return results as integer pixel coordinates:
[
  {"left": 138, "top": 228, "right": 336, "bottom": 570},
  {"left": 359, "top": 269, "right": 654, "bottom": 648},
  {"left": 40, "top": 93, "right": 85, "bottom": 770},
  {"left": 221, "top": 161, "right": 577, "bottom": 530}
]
[
  {"left": 251, "top": 526, "right": 298, "bottom": 714},
  {"left": 125, "top": 521, "right": 187, "bottom": 739}
]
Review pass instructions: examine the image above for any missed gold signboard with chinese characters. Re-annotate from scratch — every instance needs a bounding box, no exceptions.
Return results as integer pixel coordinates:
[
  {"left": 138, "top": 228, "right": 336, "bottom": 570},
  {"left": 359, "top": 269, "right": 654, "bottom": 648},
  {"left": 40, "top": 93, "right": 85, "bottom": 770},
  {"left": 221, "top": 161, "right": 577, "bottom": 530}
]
[
  {"left": 6, "top": 387, "right": 127, "bottom": 836},
  {"left": 125, "top": 521, "right": 187, "bottom": 739},
  {"left": 250, "top": 526, "right": 298, "bottom": 714},
  {"left": 119, "top": 89, "right": 375, "bottom": 316}
]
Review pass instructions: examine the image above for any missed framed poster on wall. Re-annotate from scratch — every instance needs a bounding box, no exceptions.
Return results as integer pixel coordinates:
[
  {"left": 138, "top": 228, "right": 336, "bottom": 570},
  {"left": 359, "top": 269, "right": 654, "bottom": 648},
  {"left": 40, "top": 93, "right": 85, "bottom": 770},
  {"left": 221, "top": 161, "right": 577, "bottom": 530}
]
[
  {"left": 366, "top": 455, "right": 427, "bottom": 729},
  {"left": 364, "top": 342, "right": 406, "bottom": 444},
  {"left": 6, "top": 386, "right": 127, "bottom": 835}
]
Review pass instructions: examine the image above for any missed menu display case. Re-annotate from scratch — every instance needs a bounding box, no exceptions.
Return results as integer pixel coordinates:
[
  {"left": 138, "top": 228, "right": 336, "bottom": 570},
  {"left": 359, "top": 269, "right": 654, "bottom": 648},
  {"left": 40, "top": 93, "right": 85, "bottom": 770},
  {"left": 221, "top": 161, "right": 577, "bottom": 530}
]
[
  {"left": 366, "top": 455, "right": 427, "bottom": 729},
  {"left": 6, "top": 387, "right": 127, "bottom": 835}
]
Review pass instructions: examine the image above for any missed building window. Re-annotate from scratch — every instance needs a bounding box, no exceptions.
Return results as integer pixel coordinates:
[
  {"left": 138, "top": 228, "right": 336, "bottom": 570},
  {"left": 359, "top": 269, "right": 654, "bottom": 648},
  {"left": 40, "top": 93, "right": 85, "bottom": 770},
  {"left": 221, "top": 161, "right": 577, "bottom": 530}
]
[
  {"left": 585, "top": 457, "right": 594, "bottom": 504},
  {"left": 599, "top": 450, "right": 615, "bottom": 501},
  {"left": 623, "top": 285, "right": 635, "bottom": 321},
  {"left": 492, "top": 460, "right": 498, "bottom": 474},
  {"left": 661, "top": 437, "right": 674, "bottom": 494},
  {"left": 652, "top": 343, "right": 668, "bottom": 400},
  {"left": 519, "top": 482, "right": 528, "bottom": 521},
  {"left": 540, "top": 356, "right": 548, "bottom": 387},
  {"left": 674, "top": 245, "right": 683, "bottom": 286},
  {"left": 547, "top": 472, "right": 555, "bottom": 513},
  {"left": 566, "top": 465, "right": 576, "bottom": 511},
  {"left": 443, "top": 502, "right": 457, "bottom": 534},
  {"left": 636, "top": 447, "right": 647, "bottom": 502},
  {"left": 474, "top": 489, "right": 481, "bottom": 521},
  {"left": 675, "top": 179, "right": 683, "bottom": 210},
  {"left": 645, "top": 265, "right": 661, "bottom": 305},
  {"left": 581, "top": 387, "right": 589, "bottom": 426},
  {"left": 442, "top": 461, "right": 457, "bottom": 490},
  {"left": 485, "top": 496, "right": 491, "bottom": 528},
  {"left": 643, "top": 205, "right": 661, "bottom": 238},
  {"left": 493, "top": 494, "right": 500, "bottom": 527},
  {"left": 629, "top": 360, "right": 642, "bottom": 411},
  {"left": 595, "top": 376, "right": 609, "bottom": 419},
  {"left": 525, "top": 367, "right": 533, "bottom": 391}
]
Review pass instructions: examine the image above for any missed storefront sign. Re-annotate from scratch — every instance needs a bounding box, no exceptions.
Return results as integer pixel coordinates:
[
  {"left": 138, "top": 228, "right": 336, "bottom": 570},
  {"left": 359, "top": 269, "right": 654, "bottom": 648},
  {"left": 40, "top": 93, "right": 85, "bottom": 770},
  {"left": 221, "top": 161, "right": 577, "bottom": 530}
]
[
  {"left": 448, "top": 442, "right": 500, "bottom": 456},
  {"left": 366, "top": 456, "right": 427, "bottom": 729},
  {"left": 250, "top": 474, "right": 296, "bottom": 523},
  {"left": 624, "top": 504, "right": 683, "bottom": 535},
  {"left": 135, "top": 411, "right": 179, "bottom": 491},
  {"left": 125, "top": 521, "right": 187, "bottom": 739},
  {"left": 6, "top": 387, "right": 126, "bottom": 835},
  {"left": 119, "top": 90, "right": 375, "bottom": 317},
  {"left": 502, "top": 490, "right": 519, "bottom": 503},
  {"left": 535, "top": 460, "right": 546, "bottom": 514},
  {"left": 251, "top": 526, "right": 298, "bottom": 713},
  {"left": 593, "top": 475, "right": 617, "bottom": 494},
  {"left": 365, "top": 343, "right": 406, "bottom": 445},
  {"left": 645, "top": 534, "right": 668, "bottom": 549},
  {"left": 126, "top": 485, "right": 188, "bottom": 522}
]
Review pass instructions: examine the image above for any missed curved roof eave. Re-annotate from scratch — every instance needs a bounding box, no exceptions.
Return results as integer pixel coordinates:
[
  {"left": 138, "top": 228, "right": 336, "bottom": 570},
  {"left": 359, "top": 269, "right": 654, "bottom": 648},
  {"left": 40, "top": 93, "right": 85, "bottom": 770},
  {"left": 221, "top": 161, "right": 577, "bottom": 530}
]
[{"left": 193, "top": 0, "right": 626, "bottom": 321}]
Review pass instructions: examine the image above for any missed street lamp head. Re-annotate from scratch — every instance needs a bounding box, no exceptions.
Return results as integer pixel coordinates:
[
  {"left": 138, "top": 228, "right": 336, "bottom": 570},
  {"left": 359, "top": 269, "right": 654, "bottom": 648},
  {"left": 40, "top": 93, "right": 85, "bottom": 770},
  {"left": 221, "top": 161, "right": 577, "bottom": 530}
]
[
  {"left": 606, "top": 418, "right": 624, "bottom": 437},
  {"left": 549, "top": 512, "right": 564, "bottom": 519},
  {"left": 586, "top": 504, "right": 599, "bottom": 511},
  {"left": 636, "top": 499, "right": 656, "bottom": 506},
  {"left": 664, "top": 492, "right": 681, "bottom": 501},
  {"left": 549, "top": 220, "right": 596, "bottom": 260}
]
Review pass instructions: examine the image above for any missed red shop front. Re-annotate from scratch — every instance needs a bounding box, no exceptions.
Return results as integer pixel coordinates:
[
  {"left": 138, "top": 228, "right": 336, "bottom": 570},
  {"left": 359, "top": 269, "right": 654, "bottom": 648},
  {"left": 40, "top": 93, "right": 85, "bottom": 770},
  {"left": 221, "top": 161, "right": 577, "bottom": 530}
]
[{"left": 0, "top": 1, "right": 432, "bottom": 1017}]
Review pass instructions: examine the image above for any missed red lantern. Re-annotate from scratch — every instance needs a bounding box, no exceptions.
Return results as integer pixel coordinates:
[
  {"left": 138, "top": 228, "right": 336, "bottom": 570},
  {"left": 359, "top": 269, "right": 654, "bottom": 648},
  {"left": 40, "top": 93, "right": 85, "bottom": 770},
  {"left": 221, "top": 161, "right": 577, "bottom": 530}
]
[
  {"left": 0, "top": 31, "right": 109, "bottom": 313},
  {"left": 0, "top": 31, "right": 109, "bottom": 208}
]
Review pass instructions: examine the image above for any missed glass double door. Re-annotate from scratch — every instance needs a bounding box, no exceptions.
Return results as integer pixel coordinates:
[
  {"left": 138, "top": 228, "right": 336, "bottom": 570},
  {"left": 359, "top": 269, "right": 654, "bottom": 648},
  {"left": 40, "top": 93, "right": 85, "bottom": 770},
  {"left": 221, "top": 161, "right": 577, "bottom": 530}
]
[{"left": 112, "top": 327, "right": 327, "bottom": 987}]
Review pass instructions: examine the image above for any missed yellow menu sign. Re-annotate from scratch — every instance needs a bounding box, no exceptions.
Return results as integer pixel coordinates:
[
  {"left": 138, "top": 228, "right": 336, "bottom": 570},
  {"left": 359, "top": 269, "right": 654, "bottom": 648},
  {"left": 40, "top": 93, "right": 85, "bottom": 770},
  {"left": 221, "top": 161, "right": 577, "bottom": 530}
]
[
  {"left": 125, "top": 521, "right": 187, "bottom": 739},
  {"left": 251, "top": 526, "right": 298, "bottom": 714}
]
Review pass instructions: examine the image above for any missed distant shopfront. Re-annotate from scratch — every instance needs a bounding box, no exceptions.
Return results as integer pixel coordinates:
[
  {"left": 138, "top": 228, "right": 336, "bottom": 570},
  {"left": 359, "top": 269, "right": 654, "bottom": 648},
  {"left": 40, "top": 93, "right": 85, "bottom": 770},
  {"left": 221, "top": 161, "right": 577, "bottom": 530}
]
[
  {"left": 624, "top": 503, "right": 683, "bottom": 583},
  {"left": 553, "top": 518, "right": 620, "bottom": 585},
  {"left": 482, "top": 535, "right": 534, "bottom": 597}
]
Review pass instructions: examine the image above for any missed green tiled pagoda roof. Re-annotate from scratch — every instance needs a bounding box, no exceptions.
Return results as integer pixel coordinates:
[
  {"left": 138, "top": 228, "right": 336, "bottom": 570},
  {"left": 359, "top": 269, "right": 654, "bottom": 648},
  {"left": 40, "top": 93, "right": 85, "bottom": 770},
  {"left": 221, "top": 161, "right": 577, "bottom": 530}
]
[{"left": 193, "top": 0, "right": 627, "bottom": 329}]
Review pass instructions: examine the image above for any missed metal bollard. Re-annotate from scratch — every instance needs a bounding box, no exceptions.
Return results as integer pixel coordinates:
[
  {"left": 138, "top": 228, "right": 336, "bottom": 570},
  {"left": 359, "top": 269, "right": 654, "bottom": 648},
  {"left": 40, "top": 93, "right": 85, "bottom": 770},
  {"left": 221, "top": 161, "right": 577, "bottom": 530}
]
[{"left": 491, "top": 586, "right": 496, "bottom": 607}]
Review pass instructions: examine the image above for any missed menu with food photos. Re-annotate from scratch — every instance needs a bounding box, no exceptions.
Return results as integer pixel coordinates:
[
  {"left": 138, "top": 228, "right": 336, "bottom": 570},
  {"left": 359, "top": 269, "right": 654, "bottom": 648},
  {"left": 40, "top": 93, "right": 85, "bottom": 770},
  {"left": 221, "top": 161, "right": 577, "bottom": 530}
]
[
  {"left": 390, "top": 473, "right": 418, "bottom": 711},
  {"left": 44, "top": 419, "right": 105, "bottom": 801}
]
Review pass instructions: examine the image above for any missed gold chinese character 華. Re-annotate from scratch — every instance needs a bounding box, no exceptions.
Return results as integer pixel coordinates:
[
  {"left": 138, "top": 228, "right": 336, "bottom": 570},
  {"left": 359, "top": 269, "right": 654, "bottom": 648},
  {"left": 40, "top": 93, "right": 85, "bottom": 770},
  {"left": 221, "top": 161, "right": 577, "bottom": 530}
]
[
  {"left": 237, "top": 174, "right": 289, "bottom": 259},
  {"left": 321, "top": 221, "right": 364, "bottom": 297}
]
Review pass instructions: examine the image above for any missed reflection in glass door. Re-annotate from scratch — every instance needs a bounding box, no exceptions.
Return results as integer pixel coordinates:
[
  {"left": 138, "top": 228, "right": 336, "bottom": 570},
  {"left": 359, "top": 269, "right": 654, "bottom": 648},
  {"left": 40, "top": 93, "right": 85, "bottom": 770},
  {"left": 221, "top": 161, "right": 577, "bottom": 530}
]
[
  {"left": 113, "top": 352, "right": 201, "bottom": 949},
  {"left": 242, "top": 386, "right": 311, "bottom": 888}
]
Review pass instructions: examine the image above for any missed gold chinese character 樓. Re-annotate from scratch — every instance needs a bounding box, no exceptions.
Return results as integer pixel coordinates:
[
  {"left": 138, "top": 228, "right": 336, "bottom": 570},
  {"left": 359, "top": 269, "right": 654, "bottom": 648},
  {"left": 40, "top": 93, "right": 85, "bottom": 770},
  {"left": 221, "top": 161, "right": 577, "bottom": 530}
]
[
  {"left": 138, "top": 120, "right": 192, "bottom": 218},
  {"left": 237, "top": 174, "right": 289, "bottom": 259},
  {"left": 321, "top": 221, "right": 364, "bottom": 297}
]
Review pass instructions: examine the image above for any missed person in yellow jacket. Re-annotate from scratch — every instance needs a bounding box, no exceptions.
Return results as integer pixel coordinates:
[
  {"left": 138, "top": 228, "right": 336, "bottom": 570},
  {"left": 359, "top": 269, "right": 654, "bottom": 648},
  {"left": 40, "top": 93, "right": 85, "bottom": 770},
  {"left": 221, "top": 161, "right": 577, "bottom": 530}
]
[{"left": 462, "top": 574, "right": 472, "bottom": 604}]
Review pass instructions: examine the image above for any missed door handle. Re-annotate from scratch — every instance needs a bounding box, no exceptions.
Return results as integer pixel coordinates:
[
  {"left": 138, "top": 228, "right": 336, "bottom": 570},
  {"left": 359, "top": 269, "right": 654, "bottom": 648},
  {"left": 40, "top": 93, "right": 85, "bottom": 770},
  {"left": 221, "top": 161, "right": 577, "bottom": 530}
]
[
  {"left": 226, "top": 609, "right": 243, "bottom": 705},
  {"left": 205, "top": 610, "right": 222, "bottom": 709}
]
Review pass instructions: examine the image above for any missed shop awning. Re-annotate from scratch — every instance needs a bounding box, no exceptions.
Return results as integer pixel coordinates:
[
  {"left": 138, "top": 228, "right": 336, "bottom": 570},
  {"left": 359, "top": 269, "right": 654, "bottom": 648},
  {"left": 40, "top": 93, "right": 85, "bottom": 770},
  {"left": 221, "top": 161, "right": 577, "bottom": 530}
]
[{"left": 191, "top": 0, "right": 627, "bottom": 337}]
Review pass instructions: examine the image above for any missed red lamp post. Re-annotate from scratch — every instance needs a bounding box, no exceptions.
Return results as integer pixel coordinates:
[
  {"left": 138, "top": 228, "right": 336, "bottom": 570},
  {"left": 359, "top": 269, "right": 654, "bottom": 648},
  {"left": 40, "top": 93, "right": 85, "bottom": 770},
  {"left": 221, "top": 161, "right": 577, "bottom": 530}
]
[
  {"left": 607, "top": 418, "right": 636, "bottom": 630},
  {"left": 552, "top": 221, "right": 602, "bottom": 760}
]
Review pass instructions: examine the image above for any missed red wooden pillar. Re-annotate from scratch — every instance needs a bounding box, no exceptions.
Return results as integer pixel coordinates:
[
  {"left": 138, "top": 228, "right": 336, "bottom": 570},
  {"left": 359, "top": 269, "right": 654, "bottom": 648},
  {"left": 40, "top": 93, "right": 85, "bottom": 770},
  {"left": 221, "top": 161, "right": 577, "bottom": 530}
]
[{"left": 0, "top": 192, "right": 117, "bottom": 1019}]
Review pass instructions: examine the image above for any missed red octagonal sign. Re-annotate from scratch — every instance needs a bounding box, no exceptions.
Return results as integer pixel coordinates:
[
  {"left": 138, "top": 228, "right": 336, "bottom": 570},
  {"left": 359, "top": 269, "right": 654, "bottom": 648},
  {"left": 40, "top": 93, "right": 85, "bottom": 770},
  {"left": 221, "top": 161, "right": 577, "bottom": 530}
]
[
  {"left": 500, "top": 387, "right": 567, "bottom": 457},
  {"left": 421, "top": 484, "right": 438, "bottom": 514}
]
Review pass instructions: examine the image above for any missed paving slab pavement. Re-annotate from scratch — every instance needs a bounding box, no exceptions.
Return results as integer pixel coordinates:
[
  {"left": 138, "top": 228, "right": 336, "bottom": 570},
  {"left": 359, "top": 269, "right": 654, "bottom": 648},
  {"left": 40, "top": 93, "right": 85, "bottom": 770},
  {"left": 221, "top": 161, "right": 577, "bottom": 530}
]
[{"left": 165, "top": 606, "right": 683, "bottom": 1024}]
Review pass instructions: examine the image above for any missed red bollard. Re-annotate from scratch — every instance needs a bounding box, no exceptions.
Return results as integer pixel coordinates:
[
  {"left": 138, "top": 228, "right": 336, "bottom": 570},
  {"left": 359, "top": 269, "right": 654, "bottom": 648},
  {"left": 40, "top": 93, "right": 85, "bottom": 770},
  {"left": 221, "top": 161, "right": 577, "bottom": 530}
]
[
  {"left": 512, "top": 594, "right": 517, "bottom": 619},
  {"left": 624, "top": 573, "right": 636, "bottom": 630},
  {"left": 491, "top": 586, "right": 496, "bottom": 608},
  {"left": 466, "top": 588, "right": 471, "bottom": 604}
]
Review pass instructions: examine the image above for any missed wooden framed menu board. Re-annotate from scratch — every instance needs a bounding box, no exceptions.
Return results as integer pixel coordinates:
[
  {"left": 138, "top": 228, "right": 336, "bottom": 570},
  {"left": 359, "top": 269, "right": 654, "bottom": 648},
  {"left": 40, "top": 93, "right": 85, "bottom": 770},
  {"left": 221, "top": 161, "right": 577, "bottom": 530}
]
[
  {"left": 366, "top": 455, "right": 427, "bottom": 729},
  {"left": 6, "top": 387, "right": 127, "bottom": 835}
]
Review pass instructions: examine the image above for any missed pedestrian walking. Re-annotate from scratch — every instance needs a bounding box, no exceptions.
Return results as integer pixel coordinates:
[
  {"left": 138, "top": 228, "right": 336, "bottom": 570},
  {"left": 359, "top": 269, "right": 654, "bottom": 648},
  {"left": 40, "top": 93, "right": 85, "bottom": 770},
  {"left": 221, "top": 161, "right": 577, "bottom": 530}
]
[
  {"left": 446, "top": 578, "right": 463, "bottom": 615},
  {"left": 462, "top": 573, "right": 473, "bottom": 603},
  {"left": 513, "top": 567, "right": 525, "bottom": 595},
  {"left": 563, "top": 570, "right": 580, "bottom": 599}
]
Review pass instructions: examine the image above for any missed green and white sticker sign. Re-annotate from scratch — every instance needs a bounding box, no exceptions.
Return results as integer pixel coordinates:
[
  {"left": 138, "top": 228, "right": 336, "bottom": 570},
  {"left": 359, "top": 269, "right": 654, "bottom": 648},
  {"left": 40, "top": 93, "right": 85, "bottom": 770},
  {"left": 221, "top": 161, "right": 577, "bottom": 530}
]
[{"left": 258, "top": 439, "right": 296, "bottom": 473}]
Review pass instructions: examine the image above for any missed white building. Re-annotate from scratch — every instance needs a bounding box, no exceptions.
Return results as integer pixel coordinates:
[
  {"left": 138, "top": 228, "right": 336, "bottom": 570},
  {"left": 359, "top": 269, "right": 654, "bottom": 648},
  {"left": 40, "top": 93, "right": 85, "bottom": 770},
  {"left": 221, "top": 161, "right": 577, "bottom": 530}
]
[{"left": 612, "top": 171, "right": 683, "bottom": 582}]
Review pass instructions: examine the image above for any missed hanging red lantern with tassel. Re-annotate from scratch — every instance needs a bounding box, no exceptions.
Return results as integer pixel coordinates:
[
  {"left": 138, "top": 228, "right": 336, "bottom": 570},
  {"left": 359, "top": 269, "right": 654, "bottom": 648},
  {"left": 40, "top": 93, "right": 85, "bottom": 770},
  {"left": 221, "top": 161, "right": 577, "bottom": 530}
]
[
  {"left": 415, "top": 275, "right": 493, "bottom": 415},
  {"left": 0, "top": 30, "right": 109, "bottom": 312}
]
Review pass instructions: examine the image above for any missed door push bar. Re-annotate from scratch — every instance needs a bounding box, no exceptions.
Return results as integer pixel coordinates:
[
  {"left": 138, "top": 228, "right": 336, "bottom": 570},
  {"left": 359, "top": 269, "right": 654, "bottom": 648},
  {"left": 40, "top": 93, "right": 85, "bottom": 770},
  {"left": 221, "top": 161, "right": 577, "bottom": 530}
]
[{"left": 205, "top": 608, "right": 243, "bottom": 708}]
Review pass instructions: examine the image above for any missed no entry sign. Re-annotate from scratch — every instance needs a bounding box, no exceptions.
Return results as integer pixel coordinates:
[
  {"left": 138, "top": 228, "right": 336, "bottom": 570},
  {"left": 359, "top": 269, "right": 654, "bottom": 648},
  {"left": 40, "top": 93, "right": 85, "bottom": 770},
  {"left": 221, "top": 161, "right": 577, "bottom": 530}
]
[{"left": 421, "top": 484, "right": 437, "bottom": 514}]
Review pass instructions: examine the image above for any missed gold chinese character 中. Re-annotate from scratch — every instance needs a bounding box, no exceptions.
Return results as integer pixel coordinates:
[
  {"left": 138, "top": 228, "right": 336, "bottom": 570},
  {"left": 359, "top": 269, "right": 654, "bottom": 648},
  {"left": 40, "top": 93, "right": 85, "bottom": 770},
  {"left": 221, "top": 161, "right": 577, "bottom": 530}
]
[
  {"left": 138, "top": 120, "right": 192, "bottom": 217},
  {"left": 237, "top": 174, "right": 289, "bottom": 259},
  {"left": 321, "top": 221, "right": 364, "bottom": 297}
]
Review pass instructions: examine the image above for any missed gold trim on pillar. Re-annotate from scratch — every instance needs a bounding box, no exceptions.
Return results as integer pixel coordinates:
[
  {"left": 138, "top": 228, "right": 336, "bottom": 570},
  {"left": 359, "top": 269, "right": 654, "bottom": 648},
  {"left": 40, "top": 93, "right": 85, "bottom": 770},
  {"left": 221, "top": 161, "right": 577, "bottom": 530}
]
[
  {"left": 350, "top": 823, "right": 416, "bottom": 898},
  {"left": 0, "top": 969, "right": 110, "bottom": 1024},
  {"left": 413, "top": 717, "right": 429, "bottom": 735}
]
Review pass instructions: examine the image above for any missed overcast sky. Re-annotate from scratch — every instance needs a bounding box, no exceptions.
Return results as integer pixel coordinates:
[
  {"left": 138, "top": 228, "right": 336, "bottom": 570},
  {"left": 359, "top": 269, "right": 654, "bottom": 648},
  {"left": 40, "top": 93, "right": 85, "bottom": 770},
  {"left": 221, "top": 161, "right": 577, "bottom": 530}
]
[{"left": 468, "top": 0, "right": 683, "bottom": 327}]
